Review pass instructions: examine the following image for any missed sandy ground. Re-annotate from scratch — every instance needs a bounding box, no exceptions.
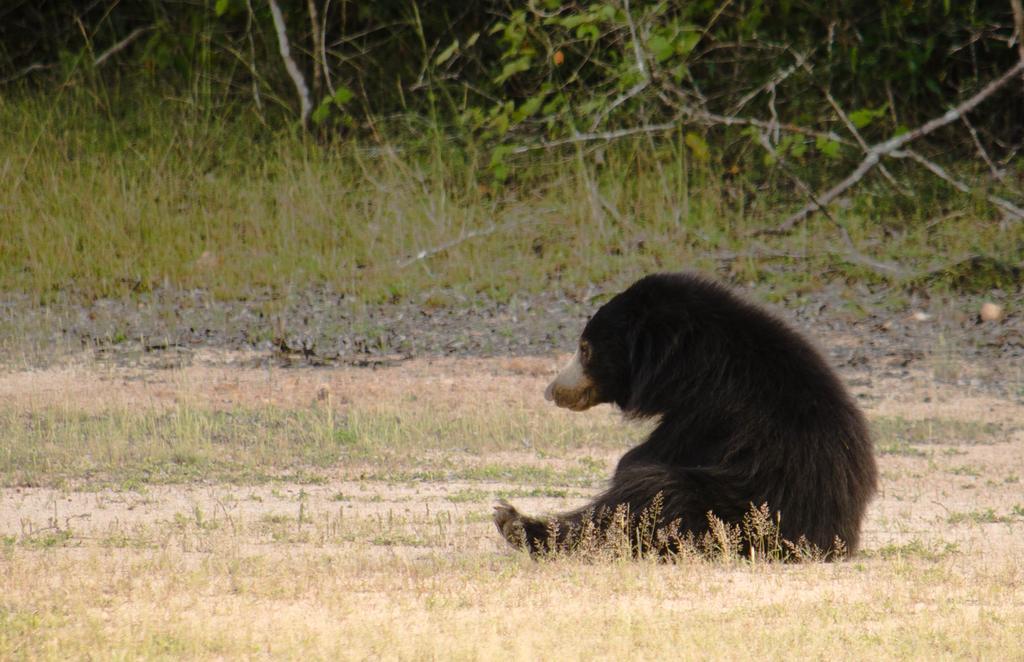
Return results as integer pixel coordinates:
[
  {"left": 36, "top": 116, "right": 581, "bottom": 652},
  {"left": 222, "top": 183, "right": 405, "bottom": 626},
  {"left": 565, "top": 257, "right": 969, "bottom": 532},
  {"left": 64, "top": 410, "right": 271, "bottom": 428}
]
[
  {"left": 1, "top": 351, "right": 1022, "bottom": 556},
  {"left": 1, "top": 353, "right": 1023, "bottom": 658}
]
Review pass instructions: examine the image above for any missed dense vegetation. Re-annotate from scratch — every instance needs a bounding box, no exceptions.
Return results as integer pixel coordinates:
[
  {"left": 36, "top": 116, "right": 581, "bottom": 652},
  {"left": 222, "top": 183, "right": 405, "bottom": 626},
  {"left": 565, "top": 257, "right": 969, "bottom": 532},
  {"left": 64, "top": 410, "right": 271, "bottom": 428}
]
[{"left": 1, "top": 1, "right": 1022, "bottom": 300}]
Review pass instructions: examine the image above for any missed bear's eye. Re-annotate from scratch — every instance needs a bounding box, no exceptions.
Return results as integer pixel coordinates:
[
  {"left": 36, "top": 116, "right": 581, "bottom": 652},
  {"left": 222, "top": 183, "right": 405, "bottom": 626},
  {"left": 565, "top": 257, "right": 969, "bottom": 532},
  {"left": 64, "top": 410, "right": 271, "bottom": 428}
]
[{"left": 579, "top": 340, "right": 592, "bottom": 363}]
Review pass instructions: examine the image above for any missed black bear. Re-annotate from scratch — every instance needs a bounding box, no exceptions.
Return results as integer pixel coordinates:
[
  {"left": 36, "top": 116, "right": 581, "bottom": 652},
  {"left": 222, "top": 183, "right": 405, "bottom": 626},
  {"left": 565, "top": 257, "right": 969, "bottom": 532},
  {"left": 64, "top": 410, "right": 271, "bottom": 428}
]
[{"left": 494, "top": 273, "right": 877, "bottom": 558}]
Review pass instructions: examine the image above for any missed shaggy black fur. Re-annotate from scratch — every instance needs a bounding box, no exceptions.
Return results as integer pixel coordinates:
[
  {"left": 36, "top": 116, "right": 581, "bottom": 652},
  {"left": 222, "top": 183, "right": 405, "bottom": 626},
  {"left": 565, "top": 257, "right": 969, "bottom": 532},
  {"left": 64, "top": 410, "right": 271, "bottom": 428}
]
[{"left": 494, "top": 273, "right": 877, "bottom": 558}]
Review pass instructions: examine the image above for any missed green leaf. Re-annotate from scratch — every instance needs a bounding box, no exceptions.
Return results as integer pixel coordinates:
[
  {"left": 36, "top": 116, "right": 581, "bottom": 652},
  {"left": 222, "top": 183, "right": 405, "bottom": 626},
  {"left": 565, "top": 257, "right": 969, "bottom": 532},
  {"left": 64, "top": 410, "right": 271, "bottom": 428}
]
[
  {"left": 648, "top": 35, "right": 674, "bottom": 63},
  {"left": 494, "top": 56, "right": 532, "bottom": 84},
  {"left": 515, "top": 93, "right": 546, "bottom": 120},
  {"left": 576, "top": 24, "right": 600, "bottom": 41},
  {"left": 214, "top": 0, "right": 231, "bottom": 17},
  {"left": 311, "top": 99, "right": 332, "bottom": 125},
  {"left": 465, "top": 32, "right": 480, "bottom": 48},
  {"left": 815, "top": 135, "right": 841, "bottom": 159},
  {"left": 489, "top": 145, "right": 514, "bottom": 182},
  {"left": 596, "top": 4, "right": 618, "bottom": 21},
  {"left": 311, "top": 87, "right": 354, "bottom": 125},
  {"left": 675, "top": 31, "right": 701, "bottom": 58},
  {"left": 558, "top": 14, "right": 594, "bottom": 29},
  {"left": 331, "top": 86, "right": 353, "bottom": 105},
  {"left": 541, "top": 94, "right": 565, "bottom": 115},
  {"left": 684, "top": 132, "right": 710, "bottom": 161},
  {"left": 848, "top": 106, "right": 886, "bottom": 129},
  {"left": 490, "top": 112, "right": 510, "bottom": 136},
  {"left": 436, "top": 40, "right": 459, "bottom": 66}
]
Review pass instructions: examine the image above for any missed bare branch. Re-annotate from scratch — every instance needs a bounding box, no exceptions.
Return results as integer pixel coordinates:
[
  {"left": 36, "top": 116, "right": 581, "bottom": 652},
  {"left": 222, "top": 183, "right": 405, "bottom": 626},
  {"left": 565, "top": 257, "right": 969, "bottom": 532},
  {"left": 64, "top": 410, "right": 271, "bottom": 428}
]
[
  {"left": 399, "top": 224, "right": 505, "bottom": 268},
  {"left": 822, "top": 89, "right": 904, "bottom": 191},
  {"left": 2, "top": 26, "right": 151, "bottom": 84},
  {"left": 589, "top": 80, "right": 650, "bottom": 131},
  {"left": 586, "top": 0, "right": 653, "bottom": 131},
  {"left": 1, "top": 62, "right": 53, "bottom": 85},
  {"left": 729, "top": 51, "right": 807, "bottom": 116},
  {"left": 659, "top": 83, "right": 851, "bottom": 144},
  {"left": 93, "top": 26, "right": 152, "bottom": 67},
  {"left": 622, "top": 0, "right": 647, "bottom": 79},
  {"left": 321, "top": 0, "right": 336, "bottom": 96},
  {"left": 307, "top": 0, "right": 323, "bottom": 95},
  {"left": 244, "top": 0, "right": 265, "bottom": 117},
  {"left": 508, "top": 121, "right": 680, "bottom": 154},
  {"left": 960, "top": 114, "right": 1006, "bottom": 182},
  {"left": 763, "top": 59, "right": 1024, "bottom": 234},
  {"left": 872, "top": 60, "right": 1024, "bottom": 153},
  {"left": 891, "top": 149, "right": 1024, "bottom": 220},
  {"left": 755, "top": 132, "right": 908, "bottom": 277},
  {"left": 800, "top": 55, "right": 906, "bottom": 193},
  {"left": 269, "top": 0, "right": 313, "bottom": 130},
  {"left": 757, "top": 153, "right": 880, "bottom": 236},
  {"left": 1011, "top": 0, "right": 1024, "bottom": 62}
]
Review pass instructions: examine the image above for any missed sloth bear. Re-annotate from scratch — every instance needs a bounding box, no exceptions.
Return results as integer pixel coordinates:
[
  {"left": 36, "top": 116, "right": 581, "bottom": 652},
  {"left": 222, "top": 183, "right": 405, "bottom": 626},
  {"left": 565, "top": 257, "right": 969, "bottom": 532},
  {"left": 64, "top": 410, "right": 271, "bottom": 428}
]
[{"left": 494, "top": 273, "right": 877, "bottom": 558}]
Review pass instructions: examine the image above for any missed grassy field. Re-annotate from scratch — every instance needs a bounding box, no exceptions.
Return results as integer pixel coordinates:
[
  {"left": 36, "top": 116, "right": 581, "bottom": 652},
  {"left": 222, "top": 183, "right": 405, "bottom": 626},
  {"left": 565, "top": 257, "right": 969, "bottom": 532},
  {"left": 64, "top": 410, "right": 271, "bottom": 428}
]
[
  {"left": 2, "top": 83, "right": 1023, "bottom": 658},
  {"left": 1, "top": 353, "right": 1022, "bottom": 659},
  {"left": 3, "top": 89, "right": 1023, "bottom": 305}
]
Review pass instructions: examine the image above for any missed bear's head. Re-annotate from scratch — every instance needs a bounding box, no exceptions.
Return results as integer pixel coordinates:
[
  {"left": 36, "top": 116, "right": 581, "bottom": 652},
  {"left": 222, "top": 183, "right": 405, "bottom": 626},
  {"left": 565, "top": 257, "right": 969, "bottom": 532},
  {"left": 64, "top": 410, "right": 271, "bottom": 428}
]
[{"left": 545, "top": 274, "right": 699, "bottom": 415}]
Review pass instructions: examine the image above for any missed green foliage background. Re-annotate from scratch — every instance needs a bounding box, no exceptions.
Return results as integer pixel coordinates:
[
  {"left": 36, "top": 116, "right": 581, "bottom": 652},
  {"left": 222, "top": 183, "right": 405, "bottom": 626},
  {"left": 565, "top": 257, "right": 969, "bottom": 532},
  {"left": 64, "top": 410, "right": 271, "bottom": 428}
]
[
  {"left": 1, "top": 1, "right": 1022, "bottom": 300},
  {"left": 3, "top": 1, "right": 1019, "bottom": 137}
]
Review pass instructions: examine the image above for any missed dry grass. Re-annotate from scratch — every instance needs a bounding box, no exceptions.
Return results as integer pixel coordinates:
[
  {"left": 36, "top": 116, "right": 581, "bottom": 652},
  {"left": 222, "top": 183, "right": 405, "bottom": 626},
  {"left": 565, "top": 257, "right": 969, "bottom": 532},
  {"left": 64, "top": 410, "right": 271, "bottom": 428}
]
[{"left": 2, "top": 354, "right": 1023, "bottom": 659}]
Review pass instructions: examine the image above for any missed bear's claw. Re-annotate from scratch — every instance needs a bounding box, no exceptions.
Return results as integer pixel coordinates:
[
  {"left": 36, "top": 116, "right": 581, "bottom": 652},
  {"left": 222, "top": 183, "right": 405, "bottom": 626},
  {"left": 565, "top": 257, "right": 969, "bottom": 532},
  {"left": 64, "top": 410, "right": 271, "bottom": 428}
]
[{"left": 493, "top": 500, "right": 528, "bottom": 549}]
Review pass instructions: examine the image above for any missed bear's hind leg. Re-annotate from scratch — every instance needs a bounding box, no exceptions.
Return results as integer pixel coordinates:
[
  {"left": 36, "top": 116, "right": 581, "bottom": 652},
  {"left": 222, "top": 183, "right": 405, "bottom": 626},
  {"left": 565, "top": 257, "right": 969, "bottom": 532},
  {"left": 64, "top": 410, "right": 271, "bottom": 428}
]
[
  {"left": 492, "top": 500, "right": 553, "bottom": 553},
  {"left": 494, "top": 464, "right": 739, "bottom": 557}
]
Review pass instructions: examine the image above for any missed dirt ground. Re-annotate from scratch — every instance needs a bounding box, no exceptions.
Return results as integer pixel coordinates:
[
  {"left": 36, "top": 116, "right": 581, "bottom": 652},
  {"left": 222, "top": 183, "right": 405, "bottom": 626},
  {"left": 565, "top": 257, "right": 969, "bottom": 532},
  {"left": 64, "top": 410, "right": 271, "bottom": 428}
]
[
  {"left": 1, "top": 351, "right": 1023, "bottom": 658},
  {"left": 2, "top": 351, "right": 1021, "bottom": 550}
]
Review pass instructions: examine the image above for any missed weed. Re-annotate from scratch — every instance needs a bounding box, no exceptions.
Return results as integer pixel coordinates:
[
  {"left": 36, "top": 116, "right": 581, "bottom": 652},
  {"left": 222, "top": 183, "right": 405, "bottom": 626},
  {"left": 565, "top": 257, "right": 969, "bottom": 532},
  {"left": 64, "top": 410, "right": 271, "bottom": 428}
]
[
  {"left": 947, "top": 509, "right": 1013, "bottom": 525},
  {"left": 950, "top": 465, "right": 982, "bottom": 478},
  {"left": 870, "top": 539, "right": 959, "bottom": 561}
]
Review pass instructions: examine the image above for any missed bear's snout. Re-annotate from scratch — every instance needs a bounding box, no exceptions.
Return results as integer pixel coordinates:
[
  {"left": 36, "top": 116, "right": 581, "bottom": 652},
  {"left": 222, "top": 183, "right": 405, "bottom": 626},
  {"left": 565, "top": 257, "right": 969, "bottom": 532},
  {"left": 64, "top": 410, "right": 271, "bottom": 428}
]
[{"left": 546, "top": 351, "right": 600, "bottom": 411}]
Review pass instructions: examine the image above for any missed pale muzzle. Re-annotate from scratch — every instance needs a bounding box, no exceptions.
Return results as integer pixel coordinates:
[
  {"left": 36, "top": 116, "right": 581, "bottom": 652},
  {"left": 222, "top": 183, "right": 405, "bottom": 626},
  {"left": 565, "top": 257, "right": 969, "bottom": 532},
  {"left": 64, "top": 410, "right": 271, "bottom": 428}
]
[{"left": 544, "top": 351, "right": 601, "bottom": 411}]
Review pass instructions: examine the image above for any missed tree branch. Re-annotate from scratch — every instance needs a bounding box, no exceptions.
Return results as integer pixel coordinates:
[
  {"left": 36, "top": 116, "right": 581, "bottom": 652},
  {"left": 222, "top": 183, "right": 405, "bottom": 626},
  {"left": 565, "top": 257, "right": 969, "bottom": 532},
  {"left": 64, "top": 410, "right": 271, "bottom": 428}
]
[
  {"left": 398, "top": 224, "right": 501, "bottom": 268},
  {"left": 761, "top": 59, "right": 1024, "bottom": 235},
  {"left": 269, "top": 0, "right": 313, "bottom": 130},
  {"left": 508, "top": 121, "right": 680, "bottom": 154},
  {"left": 891, "top": 149, "right": 1024, "bottom": 220},
  {"left": 755, "top": 132, "right": 908, "bottom": 277},
  {"left": 93, "top": 26, "right": 151, "bottom": 67},
  {"left": 1011, "top": 0, "right": 1024, "bottom": 62},
  {"left": 2, "top": 25, "right": 151, "bottom": 84}
]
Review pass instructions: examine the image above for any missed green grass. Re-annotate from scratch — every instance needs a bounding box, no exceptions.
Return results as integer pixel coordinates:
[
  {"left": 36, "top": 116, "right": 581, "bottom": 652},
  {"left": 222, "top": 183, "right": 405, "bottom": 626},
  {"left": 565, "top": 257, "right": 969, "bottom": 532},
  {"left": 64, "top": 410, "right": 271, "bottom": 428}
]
[
  {"left": 2, "top": 87, "right": 1021, "bottom": 304},
  {"left": 0, "top": 403, "right": 621, "bottom": 488},
  {"left": 873, "top": 416, "right": 1012, "bottom": 452},
  {"left": 946, "top": 508, "right": 1019, "bottom": 525},
  {"left": 3, "top": 406, "right": 1017, "bottom": 489}
]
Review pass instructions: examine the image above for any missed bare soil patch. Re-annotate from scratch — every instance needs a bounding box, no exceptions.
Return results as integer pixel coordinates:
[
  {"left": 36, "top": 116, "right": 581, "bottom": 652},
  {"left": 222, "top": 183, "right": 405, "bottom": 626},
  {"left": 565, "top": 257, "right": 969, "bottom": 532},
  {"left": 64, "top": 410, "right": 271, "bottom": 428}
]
[{"left": 1, "top": 354, "right": 1022, "bottom": 658}]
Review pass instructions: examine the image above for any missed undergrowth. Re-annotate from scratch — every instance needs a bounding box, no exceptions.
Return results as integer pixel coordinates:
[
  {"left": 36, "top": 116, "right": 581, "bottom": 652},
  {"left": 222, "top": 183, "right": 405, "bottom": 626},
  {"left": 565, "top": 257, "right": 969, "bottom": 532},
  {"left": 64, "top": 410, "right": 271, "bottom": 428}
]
[
  {"left": 521, "top": 499, "right": 847, "bottom": 564},
  {"left": 2, "top": 87, "right": 1020, "bottom": 304}
]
